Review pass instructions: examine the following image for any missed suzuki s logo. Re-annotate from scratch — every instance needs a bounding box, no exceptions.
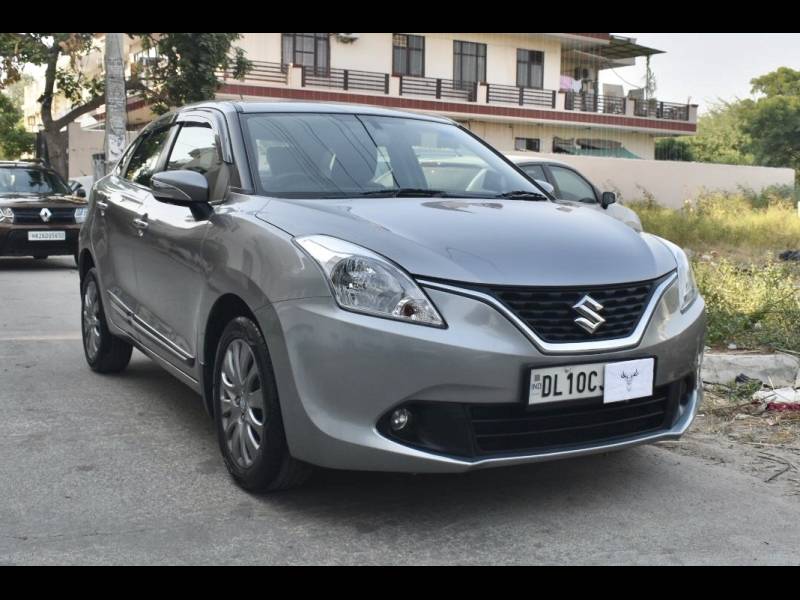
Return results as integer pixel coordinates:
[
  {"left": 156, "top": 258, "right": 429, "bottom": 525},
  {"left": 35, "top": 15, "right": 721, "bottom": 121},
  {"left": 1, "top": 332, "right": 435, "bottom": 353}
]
[
  {"left": 573, "top": 294, "right": 605, "bottom": 334},
  {"left": 40, "top": 208, "right": 52, "bottom": 223}
]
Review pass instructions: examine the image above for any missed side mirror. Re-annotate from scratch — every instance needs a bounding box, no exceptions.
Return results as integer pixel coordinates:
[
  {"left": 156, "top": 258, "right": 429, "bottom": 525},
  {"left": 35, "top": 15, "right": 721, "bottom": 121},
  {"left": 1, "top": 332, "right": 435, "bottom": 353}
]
[
  {"left": 75, "top": 187, "right": 87, "bottom": 199},
  {"left": 600, "top": 191, "right": 616, "bottom": 209},
  {"left": 534, "top": 179, "right": 555, "bottom": 196},
  {"left": 151, "top": 170, "right": 212, "bottom": 219}
]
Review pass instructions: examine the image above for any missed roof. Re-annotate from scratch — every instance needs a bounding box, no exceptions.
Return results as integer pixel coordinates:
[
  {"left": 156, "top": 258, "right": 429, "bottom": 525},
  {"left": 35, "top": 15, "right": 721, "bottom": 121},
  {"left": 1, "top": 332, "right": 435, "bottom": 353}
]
[
  {"left": 221, "top": 100, "right": 453, "bottom": 123},
  {"left": 557, "top": 146, "right": 641, "bottom": 159},
  {"left": 599, "top": 35, "right": 664, "bottom": 60},
  {"left": 505, "top": 154, "right": 570, "bottom": 167}
]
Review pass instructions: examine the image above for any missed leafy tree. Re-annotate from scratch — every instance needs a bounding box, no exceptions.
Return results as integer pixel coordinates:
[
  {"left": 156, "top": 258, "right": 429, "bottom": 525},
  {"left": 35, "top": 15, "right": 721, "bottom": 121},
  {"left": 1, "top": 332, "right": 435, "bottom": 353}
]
[
  {"left": 655, "top": 137, "right": 694, "bottom": 161},
  {"left": 0, "top": 92, "right": 34, "bottom": 159},
  {"left": 132, "top": 33, "right": 250, "bottom": 115},
  {"left": 740, "top": 68, "right": 800, "bottom": 174},
  {"left": 684, "top": 100, "right": 755, "bottom": 165},
  {"left": 0, "top": 33, "right": 250, "bottom": 178},
  {"left": 750, "top": 67, "right": 800, "bottom": 97}
]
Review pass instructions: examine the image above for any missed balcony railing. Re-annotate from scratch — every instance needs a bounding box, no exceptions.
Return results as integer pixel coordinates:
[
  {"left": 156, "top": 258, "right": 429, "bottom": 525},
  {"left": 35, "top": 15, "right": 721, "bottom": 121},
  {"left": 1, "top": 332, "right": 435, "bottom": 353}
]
[
  {"left": 634, "top": 100, "right": 690, "bottom": 121},
  {"left": 564, "top": 92, "right": 627, "bottom": 115},
  {"left": 217, "top": 60, "right": 287, "bottom": 84},
  {"left": 486, "top": 83, "right": 556, "bottom": 108},
  {"left": 214, "top": 62, "right": 693, "bottom": 124},
  {"left": 301, "top": 66, "right": 390, "bottom": 94},
  {"left": 399, "top": 76, "right": 477, "bottom": 102}
]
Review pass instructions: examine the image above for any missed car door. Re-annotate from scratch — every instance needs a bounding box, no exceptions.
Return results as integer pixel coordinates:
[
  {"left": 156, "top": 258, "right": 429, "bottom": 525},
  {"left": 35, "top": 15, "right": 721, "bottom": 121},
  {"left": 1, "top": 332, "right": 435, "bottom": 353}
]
[
  {"left": 133, "top": 114, "right": 231, "bottom": 375},
  {"left": 92, "top": 125, "right": 172, "bottom": 335}
]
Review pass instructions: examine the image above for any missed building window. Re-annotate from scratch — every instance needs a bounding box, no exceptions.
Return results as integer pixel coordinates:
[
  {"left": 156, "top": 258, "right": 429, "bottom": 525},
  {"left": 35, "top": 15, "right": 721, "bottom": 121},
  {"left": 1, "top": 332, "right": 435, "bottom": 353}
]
[
  {"left": 514, "top": 137, "right": 540, "bottom": 152},
  {"left": 392, "top": 34, "right": 425, "bottom": 77},
  {"left": 453, "top": 40, "right": 486, "bottom": 87},
  {"left": 282, "top": 33, "right": 329, "bottom": 74},
  {"left": 517, "top": 49, "right": 544, "bottom": 89}
]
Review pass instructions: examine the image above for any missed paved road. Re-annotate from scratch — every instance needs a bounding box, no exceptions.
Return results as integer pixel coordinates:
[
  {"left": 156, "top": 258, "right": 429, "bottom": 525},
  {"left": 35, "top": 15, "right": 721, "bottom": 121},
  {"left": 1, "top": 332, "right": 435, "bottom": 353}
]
[{"left": 1, "top": 257, "right": 798, "bottom": 565}]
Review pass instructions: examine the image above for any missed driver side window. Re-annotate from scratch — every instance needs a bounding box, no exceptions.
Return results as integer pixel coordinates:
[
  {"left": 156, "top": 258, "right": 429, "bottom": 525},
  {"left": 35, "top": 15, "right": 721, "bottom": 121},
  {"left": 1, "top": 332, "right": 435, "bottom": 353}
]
[{"left": 549, "top": 166, "right": 596, "bottom": 203}]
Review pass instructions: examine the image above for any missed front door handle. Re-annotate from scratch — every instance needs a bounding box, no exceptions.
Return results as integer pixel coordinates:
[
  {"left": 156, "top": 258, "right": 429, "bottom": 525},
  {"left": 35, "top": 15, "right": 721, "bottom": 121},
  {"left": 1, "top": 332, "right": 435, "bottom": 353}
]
[{"left": 132, "top": 216, "right": 149, "bottom": 236}]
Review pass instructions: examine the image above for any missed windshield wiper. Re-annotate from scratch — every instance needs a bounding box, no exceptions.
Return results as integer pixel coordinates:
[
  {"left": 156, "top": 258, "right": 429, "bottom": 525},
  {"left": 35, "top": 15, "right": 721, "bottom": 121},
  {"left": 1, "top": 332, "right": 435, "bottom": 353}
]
[
  {"left": 356, "top": 188, "right": 448, "bottom": 198},
  {"left": 495, "top": 190, "right": 549, "bottom": 201}
]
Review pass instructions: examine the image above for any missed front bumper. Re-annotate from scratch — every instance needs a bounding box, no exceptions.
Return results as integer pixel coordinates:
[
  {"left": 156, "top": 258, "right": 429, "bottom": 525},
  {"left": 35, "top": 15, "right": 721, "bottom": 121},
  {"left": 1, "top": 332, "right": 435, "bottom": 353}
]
[
  {"left": 258, "top": 277, "right": 706, "bottom": 473},
  {"left": 0, "top": 225, "right": 80, "bottom": 257}
]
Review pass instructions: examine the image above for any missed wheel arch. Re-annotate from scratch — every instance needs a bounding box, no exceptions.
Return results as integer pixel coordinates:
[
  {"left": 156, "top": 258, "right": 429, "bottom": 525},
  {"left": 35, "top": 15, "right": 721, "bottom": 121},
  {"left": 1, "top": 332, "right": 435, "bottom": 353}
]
[{"left": 201, "top": 293, "right": 261, "bottom": 416}]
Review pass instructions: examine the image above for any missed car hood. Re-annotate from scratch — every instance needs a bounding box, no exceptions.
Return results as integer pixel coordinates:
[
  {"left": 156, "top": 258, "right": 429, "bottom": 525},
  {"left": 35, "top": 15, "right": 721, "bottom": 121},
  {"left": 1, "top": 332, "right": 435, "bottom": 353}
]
[
  {"left": 0, "top": 193, "right": 87, "bottom": 208},
  {"left": 257, "top": 197, "right": 676, "bottom": 286}
]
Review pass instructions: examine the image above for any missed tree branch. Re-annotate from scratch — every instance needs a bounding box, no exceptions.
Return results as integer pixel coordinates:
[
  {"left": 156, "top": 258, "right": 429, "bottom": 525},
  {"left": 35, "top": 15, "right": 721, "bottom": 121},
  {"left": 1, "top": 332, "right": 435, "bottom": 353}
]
[{"left": 50, "top": 79, "right": 148, "bottom": 131}]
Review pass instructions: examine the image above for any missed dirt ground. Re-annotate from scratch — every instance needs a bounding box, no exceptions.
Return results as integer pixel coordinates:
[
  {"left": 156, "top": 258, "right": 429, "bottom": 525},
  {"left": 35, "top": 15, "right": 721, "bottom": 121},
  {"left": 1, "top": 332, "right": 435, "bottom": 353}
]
[{"left": 662, "top": 385, "right": 800, "bottom": 499}]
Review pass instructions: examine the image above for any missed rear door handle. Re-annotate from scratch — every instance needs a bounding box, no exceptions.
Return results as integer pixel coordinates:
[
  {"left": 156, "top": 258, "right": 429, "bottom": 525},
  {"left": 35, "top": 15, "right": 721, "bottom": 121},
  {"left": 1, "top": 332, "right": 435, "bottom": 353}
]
[{"left": 132, "top": 216, "right": 149, "bottom": 236}]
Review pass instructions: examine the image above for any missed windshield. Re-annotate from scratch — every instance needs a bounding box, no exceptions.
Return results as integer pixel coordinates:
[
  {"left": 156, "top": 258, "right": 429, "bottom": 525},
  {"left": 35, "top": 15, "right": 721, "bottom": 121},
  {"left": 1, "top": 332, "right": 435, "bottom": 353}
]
[
  {"left": 0, "top": 167, "right": 70, "bottom": 196},
  {"left": 241, "top": 113, "right": 543, "bottom": 199}
]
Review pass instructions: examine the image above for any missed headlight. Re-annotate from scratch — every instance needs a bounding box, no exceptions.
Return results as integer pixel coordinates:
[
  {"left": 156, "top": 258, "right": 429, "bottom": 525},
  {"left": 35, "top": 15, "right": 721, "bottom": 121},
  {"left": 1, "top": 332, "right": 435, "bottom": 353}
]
[
  {"left": 295, "top": 234, "right": 445, "bottom": 327},
  {"left": 659, "top": 237, "right": 698, "bottom": 311},
  {"left": 0, "top": 208, "right": 13, "bottom": 223},
  {"left": 74, "top": 207, "right": 88, "bottom": 224}
]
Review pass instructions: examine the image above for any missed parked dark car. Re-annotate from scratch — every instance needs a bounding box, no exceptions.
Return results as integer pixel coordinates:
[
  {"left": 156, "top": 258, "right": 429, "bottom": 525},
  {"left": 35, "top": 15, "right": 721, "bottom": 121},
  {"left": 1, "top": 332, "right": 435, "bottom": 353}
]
[
  {"left": 0, "top": 160, "right": 88, "bottom": 264},
  {"left": 79, "top": 101, "right": 705, "bottom": 492}
]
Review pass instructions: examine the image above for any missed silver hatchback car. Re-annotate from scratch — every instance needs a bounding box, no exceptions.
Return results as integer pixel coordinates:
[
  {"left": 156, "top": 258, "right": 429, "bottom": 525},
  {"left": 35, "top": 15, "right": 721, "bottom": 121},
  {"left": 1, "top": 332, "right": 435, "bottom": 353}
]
[{"left": 79, "top": 101, "right": 705, "bottom": 491}]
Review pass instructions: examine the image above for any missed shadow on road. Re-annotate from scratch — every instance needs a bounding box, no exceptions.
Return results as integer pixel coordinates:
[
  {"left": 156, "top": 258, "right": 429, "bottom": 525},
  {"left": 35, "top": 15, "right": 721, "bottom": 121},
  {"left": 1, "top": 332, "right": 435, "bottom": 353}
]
[
  {"left": 117, "top": 354, "right": 656, "bottom": 523},
  {"left": 0, "top": 257, "right": 76, "bottom": 271}
]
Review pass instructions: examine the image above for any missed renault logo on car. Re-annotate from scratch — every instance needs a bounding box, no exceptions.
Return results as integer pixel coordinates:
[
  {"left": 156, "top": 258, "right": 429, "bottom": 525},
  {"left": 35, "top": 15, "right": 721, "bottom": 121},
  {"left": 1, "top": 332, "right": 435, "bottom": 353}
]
[
  {"left": 573, "top": 295, "right": 606, "bottom": 334},
  {"left": 40, "top": 208, "right": 52, "bottom": 223}
]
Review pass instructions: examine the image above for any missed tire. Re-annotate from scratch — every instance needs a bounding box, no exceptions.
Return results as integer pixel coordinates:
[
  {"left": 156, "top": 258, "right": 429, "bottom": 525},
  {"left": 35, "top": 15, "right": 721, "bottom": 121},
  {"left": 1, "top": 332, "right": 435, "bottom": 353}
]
[
  {"left": 81, "top": 268, "right": 133, "bottom": 373},
  {"left": 213, "top": 316, "right": 312, "bottom": 492},
  {"left": 33, "top": 255, "right": 48, "bottom": 260}
]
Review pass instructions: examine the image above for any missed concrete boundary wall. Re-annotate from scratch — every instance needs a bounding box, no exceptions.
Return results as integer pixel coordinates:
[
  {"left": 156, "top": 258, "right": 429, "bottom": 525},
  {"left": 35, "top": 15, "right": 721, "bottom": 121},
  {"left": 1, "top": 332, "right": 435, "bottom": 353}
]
[{"left": 521, "top": 152, "right": 796, "bottom": 209}]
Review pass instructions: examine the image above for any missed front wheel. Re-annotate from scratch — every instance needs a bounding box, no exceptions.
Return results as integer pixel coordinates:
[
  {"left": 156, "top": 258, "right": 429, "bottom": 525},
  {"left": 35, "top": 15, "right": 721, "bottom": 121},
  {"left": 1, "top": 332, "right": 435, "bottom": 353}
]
[
  {"left": 81, "top": 268, "right": 133, "bottom": 373},
  {"left": 213, "top": 316, "right": 311, "bottom": 491}
]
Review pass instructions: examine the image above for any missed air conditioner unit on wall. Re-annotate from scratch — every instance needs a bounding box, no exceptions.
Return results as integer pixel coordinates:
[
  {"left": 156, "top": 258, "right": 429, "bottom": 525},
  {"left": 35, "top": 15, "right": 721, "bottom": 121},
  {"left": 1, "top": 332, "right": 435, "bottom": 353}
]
[{"left": 336, "top": 33, "right": 360, "bottom": 43}]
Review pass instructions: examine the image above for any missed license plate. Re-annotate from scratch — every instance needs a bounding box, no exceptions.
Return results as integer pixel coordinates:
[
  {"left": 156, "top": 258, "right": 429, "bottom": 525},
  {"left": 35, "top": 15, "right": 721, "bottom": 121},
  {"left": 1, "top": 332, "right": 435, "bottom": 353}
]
[
  {"left": 28, "top": 231, "right": 66, "bottom": 241},
  {"left": 528, "top": 358, "right": 654, "bottom": 405}
]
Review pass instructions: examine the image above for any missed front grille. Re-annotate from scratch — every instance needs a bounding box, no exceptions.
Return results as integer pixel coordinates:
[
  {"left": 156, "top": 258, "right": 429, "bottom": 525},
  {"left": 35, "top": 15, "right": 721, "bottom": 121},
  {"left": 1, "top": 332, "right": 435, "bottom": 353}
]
[
  {"left": 11, "top": 207, "right": 76, "bottom": 224},
  {"left": 469, "top": 386, "right": 672, "bottom": 455},
  {"left": 0, "top": 229, "right": 78, "bottom": 256},
  {"left": 378, "top": 376, "right": 694, "bottom": 460},
  {"left": 484, "top": 274, "right": 670, "bottom": 343}
]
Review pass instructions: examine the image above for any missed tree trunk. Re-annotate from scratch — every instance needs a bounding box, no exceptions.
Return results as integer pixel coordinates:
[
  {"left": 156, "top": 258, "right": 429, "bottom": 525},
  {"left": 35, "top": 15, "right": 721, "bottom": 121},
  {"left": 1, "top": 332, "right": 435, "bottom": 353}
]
[
  {"left": 43, "top": 127, "right": 68, "bottom": 179},
  {"left": 104, "top": 33, "right": 127, "bottom": 175}
]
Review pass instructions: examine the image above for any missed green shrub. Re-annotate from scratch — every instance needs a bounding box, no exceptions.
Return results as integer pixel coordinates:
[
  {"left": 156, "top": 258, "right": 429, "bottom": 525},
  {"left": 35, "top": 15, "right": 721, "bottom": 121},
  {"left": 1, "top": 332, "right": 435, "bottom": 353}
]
[
  {"left": 694, "top": 258, "right": 800, "bottom": 352},
  {"left": 628, "top": 190, "right": 800, "bottom": 252}
]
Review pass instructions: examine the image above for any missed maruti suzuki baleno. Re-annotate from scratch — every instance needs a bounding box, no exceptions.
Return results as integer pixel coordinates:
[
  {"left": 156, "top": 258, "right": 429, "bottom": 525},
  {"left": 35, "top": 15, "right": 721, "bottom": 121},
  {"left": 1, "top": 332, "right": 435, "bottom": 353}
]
[{"left": 79, "top": 102, "right": 705, "bottom": 491}]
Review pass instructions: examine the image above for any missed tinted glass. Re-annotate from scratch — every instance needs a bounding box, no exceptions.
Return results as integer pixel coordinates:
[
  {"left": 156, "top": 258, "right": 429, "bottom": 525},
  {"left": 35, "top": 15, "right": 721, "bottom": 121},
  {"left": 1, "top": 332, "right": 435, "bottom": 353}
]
[
  {"left": 241, "top": 113, "right": 539, "bottom": 199},
  {"left": 549, "top": 166, "right": 596, "bottom": 202},
  {"left": 0, "top": 167, "right": 70, "bottom": 195},
  {"left": 165, "top": 123, "right": 224, "bottom": 197},
  {"left": 520, "top": 164, "right": 546, "bottom": 180},
  {"left": 124, "top": 127, "right": 171, "bottom": 187}
]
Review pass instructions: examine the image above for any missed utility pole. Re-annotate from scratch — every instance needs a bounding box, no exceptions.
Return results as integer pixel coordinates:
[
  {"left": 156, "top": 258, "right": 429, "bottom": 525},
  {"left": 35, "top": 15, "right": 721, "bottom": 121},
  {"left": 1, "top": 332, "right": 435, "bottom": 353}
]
[{"left": 103, "top": 33, "right": 127, "bottom": 178}]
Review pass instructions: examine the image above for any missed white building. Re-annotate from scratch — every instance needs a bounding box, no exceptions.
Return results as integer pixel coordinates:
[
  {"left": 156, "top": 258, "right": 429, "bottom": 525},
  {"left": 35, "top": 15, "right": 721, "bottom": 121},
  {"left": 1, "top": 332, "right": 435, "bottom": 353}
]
[{"left": 105, "top": 33, "right": 698, "bottom": 161}]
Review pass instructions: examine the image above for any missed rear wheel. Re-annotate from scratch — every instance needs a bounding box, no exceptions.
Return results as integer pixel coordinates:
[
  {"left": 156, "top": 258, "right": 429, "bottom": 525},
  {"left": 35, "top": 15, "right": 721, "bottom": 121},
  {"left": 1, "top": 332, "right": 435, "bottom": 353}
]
[
  {"left": 81, "top": 268, "right": 133, "bottom": 373},
  {"left": 213, "top": 316, "right": 311, "bottom": 491}
]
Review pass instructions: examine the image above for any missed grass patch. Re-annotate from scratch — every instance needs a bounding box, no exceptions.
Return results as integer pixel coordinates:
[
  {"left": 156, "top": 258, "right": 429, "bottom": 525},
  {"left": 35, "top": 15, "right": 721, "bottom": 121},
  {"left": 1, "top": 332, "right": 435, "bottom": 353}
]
[
  {"left": 627, "top": 188, "right": 800, "bottom": 352},
  {"left": 628, "top": 187, "right": 800, "bottom": 255}
]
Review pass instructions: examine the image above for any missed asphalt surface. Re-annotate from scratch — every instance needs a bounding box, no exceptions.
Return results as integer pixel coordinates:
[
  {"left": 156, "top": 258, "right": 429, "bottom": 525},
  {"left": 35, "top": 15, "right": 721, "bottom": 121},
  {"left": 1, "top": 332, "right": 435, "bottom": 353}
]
[{"left": 1, "top": 256, "right": 799, "bottom": 565}]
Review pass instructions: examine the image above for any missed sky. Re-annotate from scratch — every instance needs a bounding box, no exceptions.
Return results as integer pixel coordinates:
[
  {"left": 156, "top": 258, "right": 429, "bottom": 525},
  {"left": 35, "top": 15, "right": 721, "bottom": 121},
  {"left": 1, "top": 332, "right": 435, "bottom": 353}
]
[{"left": 599, "top": 33, "right": 800, "bottom": 113}]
